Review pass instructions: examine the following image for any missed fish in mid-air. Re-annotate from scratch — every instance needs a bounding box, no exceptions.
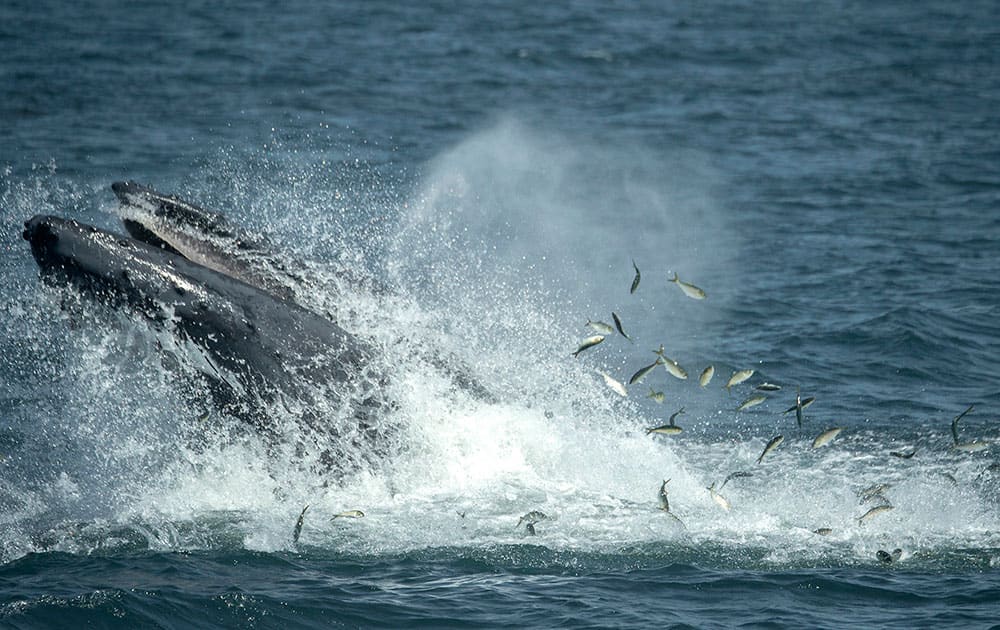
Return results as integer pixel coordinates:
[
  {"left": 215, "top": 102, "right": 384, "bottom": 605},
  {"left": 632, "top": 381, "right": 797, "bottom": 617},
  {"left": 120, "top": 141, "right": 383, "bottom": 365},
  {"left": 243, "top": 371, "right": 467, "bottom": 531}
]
[
  {"left": 293, "top": 505, "right": 309, "bottom": 543},
  {"left": 755, "top": 383, "right": 781, "bottom": 392},
  {"left": 707, "top": 482, "right": 732, "bottom": 511},
  {"left": 572, "top": 335, "right": 606, "bottom": 358},
  {"left": 612, "top": 312, "right": 633, "bottom": 342},
  {"left": 630, "top": 259, "right": 641, "bottom": 294},
  {"left": 719, "top": 471, "right": 753, "bottom": 490},
  {"left": 950, "top": 404, "right": 990, "bottom": 451},
  {"left": 725, "top": 369, "right": 754, "bottom": 391},
  {"left": 858, "top": 504, "right": 894, "bottom": 525},
  {"left": 648, "top": 388, "right": 665, "bottom": 404},
  {"left": 647, "top": 407, "right": 684, "bottom": 435},
  {"left": 585, "top": 320, "right": 615, "bottom": 334},
  {"left": 699, "top": 365, "right": 715, "bottom": 387},
  {"left": 517, "top": 510, "right": 547, "bottom": 528},
  {"left": 629, "top": 359, "right": 662, "bottom": 385},
  {"left": 812, "top": 427, "right": 843, "bottom": 448},
  {"left": 756, "top": 435, "right": 784, "bottom": 464},
  {"left": 332, "top": 510, "right": 365, "bottom": 519},
  {"left": 653, "top": 346, "right": 687, "bottom": 380},
  {"left": 597, "top": 370, "right": 628, "bottom": 397},
  {"left": 668, "top": 272, "right": 706, "bottom": 300},
  {"left": 737, "top": 394, "right": 767, "bottom": 412}
]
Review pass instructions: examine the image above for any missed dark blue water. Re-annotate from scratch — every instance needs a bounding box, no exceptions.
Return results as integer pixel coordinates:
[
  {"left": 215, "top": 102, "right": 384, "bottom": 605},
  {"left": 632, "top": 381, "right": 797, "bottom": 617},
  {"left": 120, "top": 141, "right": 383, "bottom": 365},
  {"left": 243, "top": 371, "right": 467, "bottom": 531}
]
[{"left": 3, "top": 1, "right": 1000, "bottom": 627}]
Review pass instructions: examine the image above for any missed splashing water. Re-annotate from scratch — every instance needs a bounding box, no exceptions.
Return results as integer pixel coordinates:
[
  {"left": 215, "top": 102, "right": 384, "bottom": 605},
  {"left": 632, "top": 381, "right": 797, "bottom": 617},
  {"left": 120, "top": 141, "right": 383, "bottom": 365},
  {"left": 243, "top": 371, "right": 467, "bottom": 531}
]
[{"left": 1, "top": 122, "right": 998, "bottom": 571}]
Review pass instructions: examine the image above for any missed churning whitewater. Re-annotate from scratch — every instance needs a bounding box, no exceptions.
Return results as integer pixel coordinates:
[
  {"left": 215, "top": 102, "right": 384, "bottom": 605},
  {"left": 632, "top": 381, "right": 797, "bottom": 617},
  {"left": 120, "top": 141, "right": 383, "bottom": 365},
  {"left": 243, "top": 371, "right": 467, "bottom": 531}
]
[{"left": 4, "top": 124, "right": 998, "bottom": 573}]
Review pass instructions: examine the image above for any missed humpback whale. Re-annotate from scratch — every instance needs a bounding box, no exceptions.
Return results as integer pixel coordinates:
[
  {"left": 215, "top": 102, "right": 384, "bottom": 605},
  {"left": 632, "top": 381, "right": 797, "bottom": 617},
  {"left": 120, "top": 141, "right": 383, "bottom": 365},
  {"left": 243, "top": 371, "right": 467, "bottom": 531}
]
[{"left": 21, "top": 184, "right": 413, "bottom": 473}]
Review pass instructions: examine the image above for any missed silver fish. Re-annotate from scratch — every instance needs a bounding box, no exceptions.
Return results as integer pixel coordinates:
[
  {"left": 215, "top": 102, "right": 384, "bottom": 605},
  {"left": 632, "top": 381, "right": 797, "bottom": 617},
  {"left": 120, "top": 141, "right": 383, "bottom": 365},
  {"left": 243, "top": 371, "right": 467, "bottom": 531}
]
[
  {"left": 612, "top": 312, "right": 633, "bottom": 342},
  {"left": 647, "top": 424, "right": 683, "bottom": 436},
  {"left": 629, "top": 359, "right": 662, "bottom": 385},
  {"left": 781, "top": 396, "right": 815, "bottom": 414},
  {"left": 699, "top": 365, "right": 715, "bottom": 388},
  {"left": 658, "top": 479, "right": 671, "bottom": 511},
  {"left": 756, "top": 435, "right": 784, "bottom": 464},
  {"left": 890, "top": 449, "right": 916, "bottom": 459},
  {"left": 720, "top": 471, "right": 753, "bottom": 490},
  {"left": 669, "top": 272, "right": 706, "bottom": 300},
  {"left": 725, "top": 369, "right": 754, "bottom": 391},
  {"left": 737, "top": 394, "right": 767, "bottom": 412},
  {"left": 653, "top": 346, "right": 687, "bottom": 380},
  {"left": 755, "top": 383, "right": 782, "bottom": 392},
  {"left": 812, "top": 427, "right": 844, "bottom": 448},
  {"left": 858, "top": 483, "right": 892, "bottom": 503},
  {"left": 596, "top": 370, "right": 628, "bottom": 397},
  {"left": 293, "top": 504, "right": 309, "bottom": 543},
  {"left": 813, "top": 528, "right": 833, "bottom": 536},
  {"left": 707, "top": 483, "right": 731, "bottom": 511},
  {"left": 572, "top": 334, "right": 606, "bottom": 358},
  {"left": 630, "top": 259, "right": 641, "bottom": 294},
  {"left": 586, "top": 320, "right": 615, "bottom": 334},
  {"left": 332, "top": 510, "right": 365, "bottom": 519},
  {"left": 648, "top": 388, "right": 665, "bottom": 404},
  {"left": 525, "top": 522, "right": 537, "bottom": 536},
  {"left": 858, "top": 504, "right": 894, "bottom": 525},
  {"left": 953, "top": 441, "right": 990, "bottom": 452},
  {"left": 517, "top": 510, "right": 547, "bottom": 528}
]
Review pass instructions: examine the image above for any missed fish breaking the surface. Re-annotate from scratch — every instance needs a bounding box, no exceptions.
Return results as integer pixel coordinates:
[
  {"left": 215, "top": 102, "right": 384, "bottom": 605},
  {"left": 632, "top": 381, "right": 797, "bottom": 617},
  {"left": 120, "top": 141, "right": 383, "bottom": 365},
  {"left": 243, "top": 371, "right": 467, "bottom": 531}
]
[
  {"left": 858, "top": 504, "right": 894, "bottom": 525},
  {"left": 293, "top": 505, "right": 309, "bottom": 543}
]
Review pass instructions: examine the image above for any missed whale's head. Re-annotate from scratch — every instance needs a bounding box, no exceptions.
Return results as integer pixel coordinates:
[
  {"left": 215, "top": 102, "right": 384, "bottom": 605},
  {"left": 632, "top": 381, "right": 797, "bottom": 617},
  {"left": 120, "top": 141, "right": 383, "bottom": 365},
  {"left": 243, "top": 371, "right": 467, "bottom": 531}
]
[{"left": 23, "top": 214, "right": 209, "bottom": 316}]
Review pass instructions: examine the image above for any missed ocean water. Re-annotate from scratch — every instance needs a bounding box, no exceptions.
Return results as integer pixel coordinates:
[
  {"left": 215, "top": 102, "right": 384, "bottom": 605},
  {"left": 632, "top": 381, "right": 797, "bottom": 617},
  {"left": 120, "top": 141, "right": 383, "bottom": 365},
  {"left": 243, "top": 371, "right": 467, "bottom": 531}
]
[{"left": 2, "top": 1, "right": 1000, "bottom": 628}]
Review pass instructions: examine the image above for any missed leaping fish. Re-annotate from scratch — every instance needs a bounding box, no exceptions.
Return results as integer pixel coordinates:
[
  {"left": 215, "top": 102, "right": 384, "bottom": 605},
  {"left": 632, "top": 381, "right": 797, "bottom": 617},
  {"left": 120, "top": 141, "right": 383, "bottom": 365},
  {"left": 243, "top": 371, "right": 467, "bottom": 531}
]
[
  {"left": 647, "top": 407, "right": 685, "bottom": 435},
  {"left": 629, "top": 359, "right": 662, "bottom": 385},
  {"left": 707, "top": 482, "right": 732, "bottom": 511},
  {"left": 332, "top": 510, "right": 365, "bottom": 519},
  {"left": 517, "top": 510, "right": 548, "bottom": 528},
  {"left": 585, "top": 320, "right": 615, "bottom": 335},
  {"left": 699, "top": 365, "right": 715, "bottom": 387},
  {"left": 756, "top": 435, "right": 784, "bottom": 464},
  {"left": 572, "top": 335, "right": 606, "bottom": 358},
  {"left": 737, "top": 394, "right": 767, "bottom": 412},
  {"left": 648, "top": 388, "right": 665, "bottom": 404},
  {"left": 725, "top": 369, "right": 754, "bottom": 391},
  {"left": 657, "top": 479, "right": 672, "bottom": 512},
  {"left": 719, "top": 471, "right": 753, "bottom": 490},
  {"left": 293, "top": 504, "right": 309, "bottom": 543},
  {"left": 949, "top": 404, "right": 988, "bottom": 451},
  {"left": 781, "top": 396, "right": 815, "bottom": 415},
  {"left": 653, "top": 346, "right": 687, "bottom": 380},
  {"left": 596, "top": 370, "right": 628, "bottom": 397},
  {"left": 668, "top": 272, "right": 706, "bottom": 300},
  {"left": 812, "top": 427, "right": 844, "bottom": 448},
  {"left": 630, "top": 259, "right": 641, "bottom": 294},
  {"left": 612, "top": 312, "right": 633, "bottom": 343},
  {"left": 858, "top": 504, "right": 894, "bottom": 525},
  {"left": 755, "top": 383, "right": 782, "bottom": 392}
]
